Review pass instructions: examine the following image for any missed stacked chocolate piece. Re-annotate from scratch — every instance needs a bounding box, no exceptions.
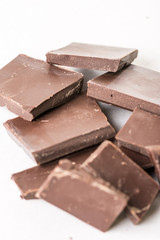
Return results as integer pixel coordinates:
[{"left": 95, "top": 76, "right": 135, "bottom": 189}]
[{"left": 0, "top": 42, "right": 159, "bottom": 232}]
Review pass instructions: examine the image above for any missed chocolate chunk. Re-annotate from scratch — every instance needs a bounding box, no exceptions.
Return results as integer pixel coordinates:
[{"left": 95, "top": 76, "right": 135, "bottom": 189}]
[
  {"left": 0, "top": 54, "right": 83, "bottom": 121},
  {"left": 4, "top": 93, "right": 115, "bottom": 164},
  {"left": 83, "top": 141, "right": 159, "bottom": 224},
  {"left": 46, "top": 42, "right": 138, "bottom": 72},
  {"left": 116, "top": 108, "right": 160, "bottom": 156},
  {"left": 147, "top": 145, "right": 160, "bottom": 181},
  {"left": 36, "top": 160, "right": 129, "bottom": 232},
  {"left": 12, "top": 147, "right": 97, "bottom": 199},
  {"left": 87, "top": 65, "right": 160, "bottom": 115}
]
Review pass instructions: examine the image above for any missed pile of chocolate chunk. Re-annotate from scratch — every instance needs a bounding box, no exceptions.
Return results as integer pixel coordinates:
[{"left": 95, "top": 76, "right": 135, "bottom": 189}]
[{"left": 0, "top": 42, "right": 159, "bottom": 232}]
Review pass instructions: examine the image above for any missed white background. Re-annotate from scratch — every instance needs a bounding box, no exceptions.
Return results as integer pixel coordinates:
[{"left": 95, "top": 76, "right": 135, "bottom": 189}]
[{"left": 0, "top": 0, "right": 160, "bottom": 239}]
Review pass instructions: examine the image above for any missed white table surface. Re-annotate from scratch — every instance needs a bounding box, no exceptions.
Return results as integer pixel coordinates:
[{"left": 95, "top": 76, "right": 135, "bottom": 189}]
[{"left": 0, "top": 0, "right": 159, "bottom": 239}]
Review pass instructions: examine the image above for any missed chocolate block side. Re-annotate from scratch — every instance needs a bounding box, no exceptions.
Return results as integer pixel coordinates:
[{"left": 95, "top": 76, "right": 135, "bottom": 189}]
[
  {"left": 36, "top": 160, "right": 129, "bottom": 232},
  {"left": 83, "top": 140, "right": 159, "bottom": 224},
  {"left": 12, "top": 146, "right": 97, "bottom": 199},
  {"left": 147, "top": 145, "right": 160, "bottom": 181}
]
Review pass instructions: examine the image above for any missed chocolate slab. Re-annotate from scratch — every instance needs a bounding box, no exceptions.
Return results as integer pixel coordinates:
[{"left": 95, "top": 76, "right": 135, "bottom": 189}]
[
  {"left": 36, "top": 160, "right": 129, "bottom": 232},
  {"left": 83, "top": 141, "right": 159, "bottom": 224},
  {"left": 0, "top": 54, "right": 83, "bottom": 121},
  {"left": 46, "top": 42, "right": 138, "bottom": 72},
  {"left": 116, "top": 108, "right": 160, "bottom": 157},
  {"left": 87, "top": 64, "right": 160, "bottom": 115},
  {"left": 12, "top": 146, "right": 97, "bottom": 199},
  {"left": 4, "top": 93, "right": 115, "bottom": 164},
  {"left": 147, "top": 145, "right": 160, "bottom": 182}
]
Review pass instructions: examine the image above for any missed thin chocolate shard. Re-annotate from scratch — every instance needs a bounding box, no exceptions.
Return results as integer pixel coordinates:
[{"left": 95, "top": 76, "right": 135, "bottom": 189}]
[
  {"left": 36, "top": 160, "right": 129, "bottom": 232},
  {"left": 46, "top": 42, "right": 138, "bottom": 72},
  {"left": 147, "top": 145, "right": 160, "bottom": 182},
  {"left": 4, "top": 93, "right": 115, "bottom": 165},
  {"left": 83, "top": 141, "right": 159, "bottom": 224},
  {"left": 0, "top": 54, "right": 83, "bottom": 121},
  {"left": 12, "top": 146, "right": 97, "bottom": 199},
  {"left": 116, "top": 108, "right": 160, "bottom": 157},
  {"left": 87, "top": 64, "right": 160, "bottom": 115}
]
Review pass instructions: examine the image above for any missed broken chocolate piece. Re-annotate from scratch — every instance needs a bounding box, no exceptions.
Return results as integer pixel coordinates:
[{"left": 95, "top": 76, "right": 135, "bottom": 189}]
[
  {"left": 0, "top": 54, "right": 83, "bottom": 121},
  {"left": 4, "top": 93, "right": 115, "bottom": 164},
  {"left": 147, "top": 145, "right": 160, "bottom": 182},
  {"left": 114, "top": 140, "right": 153, "bottom": 169},
  {"left": 83, "top": 141, "right": 159, "bottom": 224},
  {"left": 46, "top": 42, "right": 138, "bottom": 72},
  {"left": 87, "top": 65, "right": 160, "bottom": 115},
  {"left": 12, "top": 146, "right": 97, "bottom": 199},
  {"left": 36, "top": 159, "right": 129, "bottom": 232},
  {"left": 116, "top": 108, "right": 160, "bottom": 156}
]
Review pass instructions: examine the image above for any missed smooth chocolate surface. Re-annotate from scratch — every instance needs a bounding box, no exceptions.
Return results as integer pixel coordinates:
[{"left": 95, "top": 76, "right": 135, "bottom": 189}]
[
  {"left": 0, "top": 54, "right": 83, "bottom": 121},
  {"left": 12, "top": 146, "right": 97, "bottom": 199},
  {"left": 46, "top": 42, "right": 138, "bottom": 72},
  {"left": 147, "top": 145, "right": 160, "bottom": 182},
  {"left": 36, "top": 160, "right": 129, "bottom": 232},
  {"left": 4, "top": 93, "right": 115, "bottom": 164},
  {"left": 83, "top": 141, "right": 159, "bottom": 224},
  {"left": 116, "top": 108, "right": 160, "bottom": 156},
  {"left": 87, "top": 64, "right": 160, "bottom": 115}
]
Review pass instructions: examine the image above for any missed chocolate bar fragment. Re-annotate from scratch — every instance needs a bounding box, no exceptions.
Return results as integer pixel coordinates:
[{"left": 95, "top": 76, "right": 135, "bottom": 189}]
[
  {"left": 36, "top": 160, "right": 129, "bottom": 232},
  {"left": 4, "top": 93, "right": 115, "bottom": 164},
  {"left": 147, "top": 145, "right": 160, "bottom": 182},
  {"left": 83, "top": 141, "right": 159, "bottom": 224},
  {"left": 46, "top": 42, "right": 138, "bottom": 72},
  {"left": 0, "top": 54, "right": 83, "bottom": 121},
  {"left": 12, "top": 146, "right": 97, "bottom": 199},
  {"left": 116, "top": 108, "right": 160, "bottom": 157},
  {"left": 87, "top": 65, "right": 160, "bottom": 115}
]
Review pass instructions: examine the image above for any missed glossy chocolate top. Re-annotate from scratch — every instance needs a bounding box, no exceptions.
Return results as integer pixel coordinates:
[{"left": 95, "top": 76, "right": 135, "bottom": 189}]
[
  {"left": 0, "top": 54, "right": 83, "bottom": 120},
  {"left": 116, "top": 108, "right": 160, "bottom": 156}
]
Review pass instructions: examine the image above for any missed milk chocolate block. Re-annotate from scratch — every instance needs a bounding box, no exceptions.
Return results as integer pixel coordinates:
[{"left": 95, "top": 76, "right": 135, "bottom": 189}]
[
  {"left": 12, "top": 147, "right": 96, "bottom": 199},
  {"left": 36, "top": 160, "right": 129, "bottom": 232},
  {"left": 0, "top": 54, "right": 83, "bottom": 121},
  {"left": 4, "top": 93, "right": 115, "bottom": 164},
  {"left": 116, "top": 108, "right": 160, "bottom": 156},
  {"left": 83, "top": 141, "right": 159, "bottom": 224},
  {"left": 87, "top": 65, "right": 160, "bottom": 115},
  {"left": 46, "top": 42, "right": 138, "bottom": 72},
  {"left": 147, "top": 146, "right": 160, "bottom": 181}
]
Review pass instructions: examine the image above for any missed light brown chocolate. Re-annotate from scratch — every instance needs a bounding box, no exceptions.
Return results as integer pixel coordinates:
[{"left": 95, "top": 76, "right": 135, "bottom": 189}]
[
  {"left": 0, "top": 54, "right": 83, "bottom": 121},
  {"left": 46, "top": 42, "right": 138, "bottom": 72},
  {"left": 116, "top": 108, "right": 160, "bottom": 156},
  {"left": 12, "top": 146, "right": 97, "bottom": 199},
  {"left": 87, "top": 65, "right": 160, "bottom": 116},
  {"left": 83, "top": 141, "right": 159, "bottom": 224},
  {"left": 36, "top": 160, "right": 129, "bottom": 232},
  {"left": 147, "top": 145, "right": 160, "bottom": 182},
  {"left": 4, "top": 93, "right": 115, "bottom": 164}
]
